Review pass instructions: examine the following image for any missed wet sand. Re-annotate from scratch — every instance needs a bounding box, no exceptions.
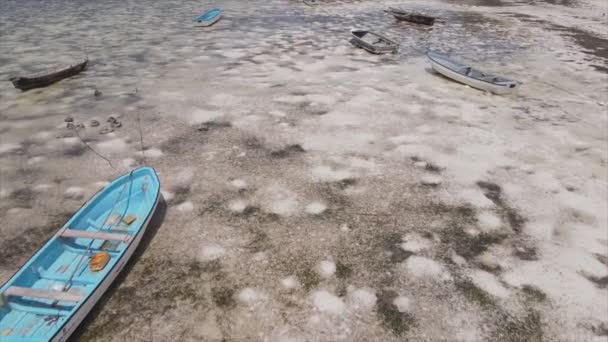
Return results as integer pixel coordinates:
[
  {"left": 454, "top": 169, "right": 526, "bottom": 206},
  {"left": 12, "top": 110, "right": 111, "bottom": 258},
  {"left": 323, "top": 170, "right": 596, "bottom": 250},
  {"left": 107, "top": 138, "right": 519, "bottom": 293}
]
[{"left": 1, "top": 0, "right": 607, "bottom": 340}]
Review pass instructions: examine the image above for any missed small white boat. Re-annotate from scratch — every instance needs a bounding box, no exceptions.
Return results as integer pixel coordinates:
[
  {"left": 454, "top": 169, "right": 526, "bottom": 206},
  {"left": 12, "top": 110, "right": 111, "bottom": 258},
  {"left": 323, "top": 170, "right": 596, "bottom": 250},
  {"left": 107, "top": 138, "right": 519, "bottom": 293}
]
[
  {"left": 350, "top": 30, "right": 399, "bottom": 54},
  {"left": 427, "top": 51, "right": 517, "bottom": 95}
]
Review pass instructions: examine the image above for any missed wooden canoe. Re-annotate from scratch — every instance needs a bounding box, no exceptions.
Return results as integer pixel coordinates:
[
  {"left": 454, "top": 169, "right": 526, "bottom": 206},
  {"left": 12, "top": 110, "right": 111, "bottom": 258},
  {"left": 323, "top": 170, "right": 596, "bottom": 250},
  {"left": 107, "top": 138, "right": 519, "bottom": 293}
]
[
  {"left": 350, "top": 30, "right": 399, "bottom": 54},
  {"left": 427, "top": 51, "right": 518, "bottom": 94},
  {"left": 0, "top": 167, "right": 160, "bottom": 342},
  {"left": 388, "top": 7, "right": 436, "bottom": 25},
  {"left": 10, "top": 59, "right": 88, "bottom": 91}
]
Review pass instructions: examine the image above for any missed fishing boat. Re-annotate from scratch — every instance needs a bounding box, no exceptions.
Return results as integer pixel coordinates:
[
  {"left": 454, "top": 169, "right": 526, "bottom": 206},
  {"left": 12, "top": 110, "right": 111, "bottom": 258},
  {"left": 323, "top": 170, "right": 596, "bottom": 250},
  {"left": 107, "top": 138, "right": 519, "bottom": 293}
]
[
  {"left": 303, "top": 0, "right": 320, "bottom": 6},
  {"left": 0, "top": 167, "right": 160, "bottom": 341},
  {"left": 193, "top": 8, "right": 222, "bottom": 27},
  {"left": 388, "top": 7, "right": 436, "bottom": 25},
  {"left": 427, "top": 51, "right": 518, "bottom": 94},
  {"left": 350, "top": 30, "right": 399, "bottom": 54},
  {"left": 10, "top": 59, "right": 88, "bottom": 91}
]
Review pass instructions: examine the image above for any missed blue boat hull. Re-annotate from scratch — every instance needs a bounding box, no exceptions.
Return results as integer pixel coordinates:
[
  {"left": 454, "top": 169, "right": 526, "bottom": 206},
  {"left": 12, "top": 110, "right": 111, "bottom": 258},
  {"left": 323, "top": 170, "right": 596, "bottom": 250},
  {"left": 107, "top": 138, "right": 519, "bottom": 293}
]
[
  {"left": 0, "top": 167, "right": 160, "bottom": 341},
  {"left": 193, "top": 8, "right": 222, "bottom": 26}
]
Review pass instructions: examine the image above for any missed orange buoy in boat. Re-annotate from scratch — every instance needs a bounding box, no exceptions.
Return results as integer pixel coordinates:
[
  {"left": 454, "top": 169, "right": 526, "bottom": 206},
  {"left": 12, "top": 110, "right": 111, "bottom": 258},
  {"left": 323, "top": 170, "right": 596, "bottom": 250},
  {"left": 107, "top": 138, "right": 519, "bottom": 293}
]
[{"left": 88, "top": 251, "right": 110, "bottom": 272}]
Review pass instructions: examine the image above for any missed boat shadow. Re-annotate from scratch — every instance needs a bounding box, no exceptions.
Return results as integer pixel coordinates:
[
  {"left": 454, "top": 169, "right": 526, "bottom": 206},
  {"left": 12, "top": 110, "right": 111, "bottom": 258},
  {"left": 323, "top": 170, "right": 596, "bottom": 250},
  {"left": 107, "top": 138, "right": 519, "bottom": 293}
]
[{"left": 68, "top": 197, "right": 168, "bottom": 342}]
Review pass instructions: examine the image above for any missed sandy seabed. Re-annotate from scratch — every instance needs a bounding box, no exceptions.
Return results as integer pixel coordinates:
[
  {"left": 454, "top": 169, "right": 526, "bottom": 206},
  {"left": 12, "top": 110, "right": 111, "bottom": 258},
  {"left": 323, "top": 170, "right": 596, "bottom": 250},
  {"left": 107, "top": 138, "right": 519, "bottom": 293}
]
[{"left": 1, "top": 0, "right": 607, "bottom": 340}]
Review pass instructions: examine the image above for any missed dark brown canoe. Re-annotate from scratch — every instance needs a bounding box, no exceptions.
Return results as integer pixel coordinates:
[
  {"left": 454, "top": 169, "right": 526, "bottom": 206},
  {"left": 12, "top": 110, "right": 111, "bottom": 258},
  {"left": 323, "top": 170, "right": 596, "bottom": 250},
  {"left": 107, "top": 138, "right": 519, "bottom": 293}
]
[
  {"left": 10, "top": 59, "right": 88, "bottom": 91},
  {"left": 388, "top": 7, "right": 435, "bottom": 26}
]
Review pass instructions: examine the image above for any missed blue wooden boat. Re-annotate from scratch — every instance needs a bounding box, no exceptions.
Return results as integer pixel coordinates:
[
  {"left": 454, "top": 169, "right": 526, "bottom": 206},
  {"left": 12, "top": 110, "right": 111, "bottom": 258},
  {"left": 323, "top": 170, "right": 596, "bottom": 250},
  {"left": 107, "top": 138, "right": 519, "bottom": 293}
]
[
  {"left": 192, "top": 8, "right": 222, "bottom": 27},
  {"left": 0, "top": 167, "right": 160, "bottom": 341}
]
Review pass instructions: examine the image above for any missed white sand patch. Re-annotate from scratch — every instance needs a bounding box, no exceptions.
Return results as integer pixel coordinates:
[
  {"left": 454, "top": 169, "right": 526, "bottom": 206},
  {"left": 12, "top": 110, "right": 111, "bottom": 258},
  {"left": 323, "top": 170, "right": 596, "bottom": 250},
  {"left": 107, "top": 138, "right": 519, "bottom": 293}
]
[
  {"left": 210, "top": 94, "right": 238, "bottom": 107},
  {"left": 222, "top": 50, "right": 247, "bottom": 59},
  {"left": 200, "top": 244, "right": 225, "bottom": 261},
  {"left": 229, "top": 179, "right": 247, "bottom": 190},
  {"left": 64, "top": 187, "right": 84, "bottom": 200},
  {"left": 62, "top": 137, "right": 80, "bottom": 146},
  {"left": 416, "top": 124, "right": 434, "bottom": 134},
  {"left": 305, "top": 201, "right": 327, "bottom": 215},
  {"left": 92, "top": 181, "right": 108, "bottom": 188},
  {"left": 477, "top": 212, "right": 502, "bottom": 231},
  {"left": 161, "top": 191, "right": 174, "bottom": 202},
  {"left": 190, "top": 109, "right": 222, "bottom": 124},
  {"left": 34, "top": 131, "right": 53, "bottom": 140},
  {"left": 340, "top": 223, "right": 350, "bottom": 232},
  {"left": 122, "top": 158, "right": 136, "bottom": 168},
  {"left": 96, "top": 138, "right": 128, "bottom": 154},
  {"left": 27, "top": 156, "right": 45, "bottom": 165},
  {"left": 311, "top": 165, "right": 352, "bottom": 182},
  {"left": 392, "top": 144, "right": 434, "bottom": 160},
  {"left": 414, "top": 161, "right": 427, "bottom": 168},
  {"left": 310, "top": 290, "right": 345, "bottom": 315},
  {"left": 274, "top": 95, "right": 306, "bottom": 104},
  {"left": 269, "top": 110, "right": 286, "bottom": 117},
  {"left": 0, "top": 189, "right": 10, "bottom": 198},
  {"left": 174, "top": 168, "right": 194, "bottom": 185},
  {"left": 237, "top": 287, "right": 264, "bottom": 305},
  {"left": 303, "top": 132, "right": 376, "bottom": 153},
  {"left": 451, "top": 253, "right": 467, "bottom": 266},
  {"left": 404, "top": 256, "right": 452, "bottom": 281},
  {"left": 260, "top": 184, "right": 299, "bottom": 216},
  {"left": 137, "top": 148, "right": 163, "bottom": 159},
  {"left": 503, "top": 243, "right": 608, "bottom": 319},
  {"left": 175, "top": 201, "right": 194, "bottom": 212},
  {"left": 316, "top": 260, "right": 336, "bottom": 278},
  {"left": 421, "top": 175, "right": 443, "bottom": 186},
  {"left": 33, "top": 184, "right": 53, "bottom": 192},
  {"left": 393, "top": 296, "right": 411, "bottom": 313},
  {"left": 458, "top": 188, "right": 495, "bottom": 208},
  {"left": 346, "top": 287, "right": 376, "bottom": 311},
  {"left": 388, "top": 135, "right": 418, "bottom": 145},
  {"left": 400, "top": 233, "right": 432, "bottom": 253},
  {"left": 0, "top": 142, "right": 21, "bottom": 154},
  {"left": 530, "top": 171, "right": 562, "bottom": 193},
  {"left": 469, "top": 270, "right": 510, "bottom": 298},
  {"left": 228, "top": 199, "right": 247, "bottom": 214},
  {"left": 281, "top": 276, "right": 300, "bottom": 290}
]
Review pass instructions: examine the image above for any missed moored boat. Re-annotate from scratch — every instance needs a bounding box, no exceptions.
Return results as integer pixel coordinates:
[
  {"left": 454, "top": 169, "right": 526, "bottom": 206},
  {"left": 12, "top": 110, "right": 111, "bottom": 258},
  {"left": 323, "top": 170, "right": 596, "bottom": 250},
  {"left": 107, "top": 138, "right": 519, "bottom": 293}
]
[
  {"left": 0, "top": 167, "right": 160, "bottom": 341},
  {"left": 10, "top": 59, "right": 88, "bottom": 91},
  {"left": 193, "top": 8, "right": 222, "bottom": 27},
  {"left": 350, "top": 30, "right": 399, "bottom": 54},
  {"left": 388, "top": 7, "right": 436, "bottom": 25},
  {"left": 427, "top": 51, "right": 518, "bottom": 94}
]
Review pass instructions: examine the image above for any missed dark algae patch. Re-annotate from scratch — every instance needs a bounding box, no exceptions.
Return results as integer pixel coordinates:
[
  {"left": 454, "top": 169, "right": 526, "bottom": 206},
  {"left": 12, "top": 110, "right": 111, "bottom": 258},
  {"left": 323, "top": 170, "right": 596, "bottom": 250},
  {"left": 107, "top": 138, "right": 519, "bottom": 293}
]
[
  {"left": 476, "top": 180, "right": 527, "bottom": 232},
  {"left": 270, "top": 144, "right": 305, "bottom": 158},
  {"left": 455, "top": 278, "right": 496, "bottom": 308},
  {"left": 492, "top": 309, "right": 543, "bottom": 342},
  {"left": 0, "top": 212, "right": 72, "bottom": 269},
  {"left": 522, "top": 285, "right": 547, "bottom": 302},
  {"left": 442, "top": 226, "right": 508, "bottom": 259},
  {"left": 212, "top": 286, "right": 236, "bottom": 308},
  {"left": 335, "top": 261, "right": 353, "bottom": 279},
  {"left": 83, "top": 258, "right": 213, "bottom": 337},
  {"left": 376, "top": 290, "right": 415, "bottom": 335}
]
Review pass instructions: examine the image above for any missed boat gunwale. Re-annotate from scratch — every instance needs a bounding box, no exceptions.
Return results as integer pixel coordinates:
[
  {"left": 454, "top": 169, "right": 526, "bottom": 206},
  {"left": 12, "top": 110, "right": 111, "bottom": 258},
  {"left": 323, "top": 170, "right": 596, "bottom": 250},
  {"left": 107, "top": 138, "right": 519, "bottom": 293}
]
[{"left": 427, "top": 51, "right": 516, "bottom": 88}]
